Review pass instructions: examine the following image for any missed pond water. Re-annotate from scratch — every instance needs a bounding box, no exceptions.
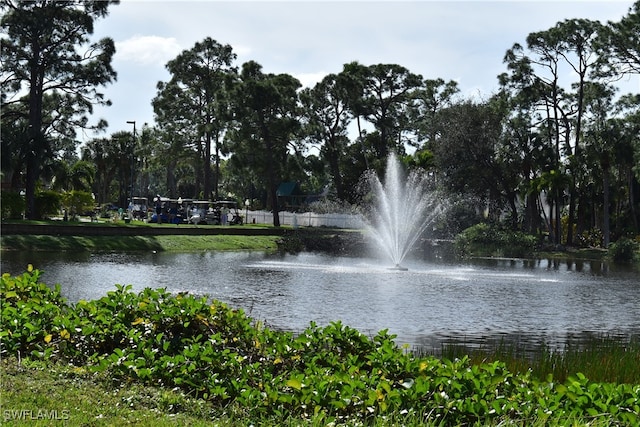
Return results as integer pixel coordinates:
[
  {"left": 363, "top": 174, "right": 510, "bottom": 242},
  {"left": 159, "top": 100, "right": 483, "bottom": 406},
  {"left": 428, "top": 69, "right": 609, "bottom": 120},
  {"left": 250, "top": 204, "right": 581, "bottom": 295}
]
[{"left": 2, "top": 250, "right": 639, "bottom": 352}]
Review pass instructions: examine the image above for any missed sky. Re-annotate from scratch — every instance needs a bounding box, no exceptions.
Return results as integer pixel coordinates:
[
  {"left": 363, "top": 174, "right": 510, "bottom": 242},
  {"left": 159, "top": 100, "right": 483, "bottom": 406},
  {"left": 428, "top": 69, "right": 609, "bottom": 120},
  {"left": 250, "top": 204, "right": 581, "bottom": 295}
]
[{"left": 86, "top": 0, "right": 639, "bottom": 141}]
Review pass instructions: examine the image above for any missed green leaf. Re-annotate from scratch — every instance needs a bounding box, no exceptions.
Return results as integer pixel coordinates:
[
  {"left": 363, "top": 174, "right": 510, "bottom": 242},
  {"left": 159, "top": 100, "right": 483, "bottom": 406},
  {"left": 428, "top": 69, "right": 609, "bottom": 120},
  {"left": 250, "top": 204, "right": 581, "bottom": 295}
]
[
  {"left": 286, "top": 378, "right": 302, "bottom": 390},
  {"left": 4, "top": 290, "right": 17, "bottom": 299}
]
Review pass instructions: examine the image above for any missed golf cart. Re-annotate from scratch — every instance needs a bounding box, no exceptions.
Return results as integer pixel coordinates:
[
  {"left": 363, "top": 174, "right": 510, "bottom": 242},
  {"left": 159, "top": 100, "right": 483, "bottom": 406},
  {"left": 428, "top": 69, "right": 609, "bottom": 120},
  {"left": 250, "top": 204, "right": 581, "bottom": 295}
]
[
  {"left": 129, "top": 197, "right": 148, "bottom": 220},
  {"left": 188, "top": 201, "right": 216, "bottom": 225},
  {"left": 215, "top": 200, "right": 243, "bottom": 225}
]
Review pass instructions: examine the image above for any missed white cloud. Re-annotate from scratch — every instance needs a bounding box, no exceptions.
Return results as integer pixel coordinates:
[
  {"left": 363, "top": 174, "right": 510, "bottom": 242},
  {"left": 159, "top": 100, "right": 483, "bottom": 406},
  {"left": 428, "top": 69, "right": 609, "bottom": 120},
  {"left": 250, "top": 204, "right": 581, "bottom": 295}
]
[
  {"left": 292, "top": 71, "right": 328, "bottom": 89},
  {"left": 115, "top": 35, "right": 182, "bottom": 66},
  {"left": 232, "top": 44, "right": 252, "bottom": 59}
]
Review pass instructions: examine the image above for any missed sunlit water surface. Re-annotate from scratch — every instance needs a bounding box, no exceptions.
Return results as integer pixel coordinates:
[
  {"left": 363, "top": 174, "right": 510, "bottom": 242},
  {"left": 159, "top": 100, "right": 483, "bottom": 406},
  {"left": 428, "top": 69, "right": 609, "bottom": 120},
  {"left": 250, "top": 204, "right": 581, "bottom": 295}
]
[{"left": 2, "top": 251, "right": 639, "bottom": 351}]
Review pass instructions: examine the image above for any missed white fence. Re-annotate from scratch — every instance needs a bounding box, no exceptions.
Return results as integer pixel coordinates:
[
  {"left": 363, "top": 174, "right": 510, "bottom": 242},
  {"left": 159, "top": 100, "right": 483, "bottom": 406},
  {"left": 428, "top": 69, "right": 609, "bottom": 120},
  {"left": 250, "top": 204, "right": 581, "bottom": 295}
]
[{"left": 244, "top": 210, "right": 365, "bottom": 229}]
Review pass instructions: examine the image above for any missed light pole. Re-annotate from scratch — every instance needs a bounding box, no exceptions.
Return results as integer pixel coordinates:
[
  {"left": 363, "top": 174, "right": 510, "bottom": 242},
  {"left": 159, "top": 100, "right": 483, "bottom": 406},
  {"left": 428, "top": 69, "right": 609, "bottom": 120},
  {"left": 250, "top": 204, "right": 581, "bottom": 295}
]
[
  {"left": 245, "top": 199, "right": 250, "bottom": 225},
  {"left": 126, "top": 121, "right": 136, "bottom": 207}
]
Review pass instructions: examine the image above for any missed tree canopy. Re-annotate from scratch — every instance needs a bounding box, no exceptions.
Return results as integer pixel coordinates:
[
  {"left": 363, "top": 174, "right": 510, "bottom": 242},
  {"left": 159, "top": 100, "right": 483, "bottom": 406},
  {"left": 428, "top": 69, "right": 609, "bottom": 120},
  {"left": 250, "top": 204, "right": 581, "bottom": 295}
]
[
  {"left": 1, "top": 0, "right": 117, "bottom": 218},
  {"left": 2, "top": 0, "right": 639, "bottom": 240}
]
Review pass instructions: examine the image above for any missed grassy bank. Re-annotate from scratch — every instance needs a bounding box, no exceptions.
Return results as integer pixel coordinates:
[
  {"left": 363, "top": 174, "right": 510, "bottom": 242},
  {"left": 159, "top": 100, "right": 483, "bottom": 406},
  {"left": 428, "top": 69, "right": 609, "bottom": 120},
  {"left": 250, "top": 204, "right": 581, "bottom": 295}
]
[
  {"left": 1, "top": 357, "right": 623, "bottom": 427},
  {"left": 1, "top": 234, "right": 281, "bottom": 252},
  {"left": 3, "top": 230, "right": 636, "bottom": 264},
  {"left": 1, "top": 357, "right": 224, "bottom": 427}
]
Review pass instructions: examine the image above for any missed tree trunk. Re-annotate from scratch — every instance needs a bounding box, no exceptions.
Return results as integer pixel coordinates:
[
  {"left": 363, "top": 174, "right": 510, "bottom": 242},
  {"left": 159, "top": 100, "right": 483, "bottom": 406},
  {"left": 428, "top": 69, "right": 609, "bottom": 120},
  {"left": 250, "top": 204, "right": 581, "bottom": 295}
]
[
  {"left": 263, "top": 127, "right": 280, "bottom": 227},
  {"left": 25, "top": 152, "right": 38, "bottom": 219},
  {"left": 214, "top": 132, "right": 220, "bottom": 200},
  {"left": 356, "top": 115, "right": 369, "bottom": 169},
  {"left": 523, "top": 192, "right": 540, "bottom": 234},
  {"left": 26, "top": 42, "right": 44, "bottom": 219},
  {"left": 507, "top": 192, "right": 518, "bottom": 230},
  {"left": 555, "top": 190, "right": 562, "bottom": 245},
  {"left": 327, "top": 142, "right": 343, "bottom": 200},
  {"left": 166, "top": 158, "right": 177, "bottom": 197},
  {"left": 630, "top": 173, "right": 639, "bottom": 233},
  {"left": 204, "top": 128, "right": 212, "bottom": 200},
  {"left": 547, "top": 194, "right": 555, "bottom": 243},
  {"left": 568, "top": 65, "right": 587, "bottom": 246},
  {"left": 567, "top": 177, "right": 577, "bottom": 245},
  {"left": 538, "top": 194, "right": 552, "bottom": 240},
  {"left": 602, "top": 160, "right": 610, "bottom": 247}
]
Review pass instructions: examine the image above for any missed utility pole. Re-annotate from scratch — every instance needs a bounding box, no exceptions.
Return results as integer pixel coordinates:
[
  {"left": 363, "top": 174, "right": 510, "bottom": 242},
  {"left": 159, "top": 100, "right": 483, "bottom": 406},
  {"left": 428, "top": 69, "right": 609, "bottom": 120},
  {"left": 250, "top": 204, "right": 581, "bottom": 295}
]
[{"left": 126, "top": 120, "right": 136, "bottom": 206}]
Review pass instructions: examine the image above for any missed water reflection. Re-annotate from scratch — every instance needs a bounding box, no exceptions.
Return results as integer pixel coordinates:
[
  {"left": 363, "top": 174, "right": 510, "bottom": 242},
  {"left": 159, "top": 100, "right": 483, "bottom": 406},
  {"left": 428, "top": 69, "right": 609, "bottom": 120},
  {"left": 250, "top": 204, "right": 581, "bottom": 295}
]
[
  {"left": 2, "top": 251, "right": 639, "bottom": 352},
  {"left": 474, "top": 257, "right": 621, "bottom": 276}
]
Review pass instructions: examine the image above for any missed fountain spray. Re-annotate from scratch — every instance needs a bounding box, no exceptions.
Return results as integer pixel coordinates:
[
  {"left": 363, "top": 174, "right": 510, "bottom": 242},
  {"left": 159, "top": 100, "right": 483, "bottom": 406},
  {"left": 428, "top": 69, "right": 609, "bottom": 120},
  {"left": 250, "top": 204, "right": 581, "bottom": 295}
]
[{"left": 364, "top": 153, "right": 445, "bottom": 270}]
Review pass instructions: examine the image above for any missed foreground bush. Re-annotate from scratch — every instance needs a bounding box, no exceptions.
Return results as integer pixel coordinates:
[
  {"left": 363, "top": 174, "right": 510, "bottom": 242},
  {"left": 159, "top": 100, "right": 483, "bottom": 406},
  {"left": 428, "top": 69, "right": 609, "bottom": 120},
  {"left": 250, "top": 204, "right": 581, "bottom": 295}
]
[{"left": 2, "top": 268, "right": 639, "bottom": 425}]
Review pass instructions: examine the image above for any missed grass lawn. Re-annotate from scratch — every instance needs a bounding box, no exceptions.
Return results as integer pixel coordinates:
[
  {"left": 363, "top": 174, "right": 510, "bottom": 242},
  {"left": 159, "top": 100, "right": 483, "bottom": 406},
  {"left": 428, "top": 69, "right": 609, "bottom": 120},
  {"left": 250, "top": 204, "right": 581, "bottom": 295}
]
[{"left": 0, "top": 357, "right": 225, "bottom": 426}]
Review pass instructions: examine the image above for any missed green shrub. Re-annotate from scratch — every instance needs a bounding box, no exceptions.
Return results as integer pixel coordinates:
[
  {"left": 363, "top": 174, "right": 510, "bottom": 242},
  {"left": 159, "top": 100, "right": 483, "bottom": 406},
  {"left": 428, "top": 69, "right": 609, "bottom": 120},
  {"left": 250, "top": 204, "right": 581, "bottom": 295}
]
[
  {"left": 608, "top": 237, "right": 638, "bottom": 263},
  {"left": 0, "top": 265, "right": 71, "bottom": 359},
  {"left": 455, "top": 223, "right": 536, "bottom": 258},
  {"left": 34, "top": 190, "right": 62, "bottom": 219},
  {"left": 0, "top": 190, "right": 25, "bottom": 219},
  {"left": 62, "top": 190, "right": 95, "bottom": 218}
]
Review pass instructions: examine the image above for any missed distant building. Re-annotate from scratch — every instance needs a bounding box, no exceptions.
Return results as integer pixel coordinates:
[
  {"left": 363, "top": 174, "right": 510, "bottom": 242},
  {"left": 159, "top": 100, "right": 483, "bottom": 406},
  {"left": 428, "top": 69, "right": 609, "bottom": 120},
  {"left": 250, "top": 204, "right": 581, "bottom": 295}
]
[
  {"left": 277, "top": 182, "right": 329, "bottom": 211},
  {"left": 277, "top": 182, "right": 306, "bottom": 211}
]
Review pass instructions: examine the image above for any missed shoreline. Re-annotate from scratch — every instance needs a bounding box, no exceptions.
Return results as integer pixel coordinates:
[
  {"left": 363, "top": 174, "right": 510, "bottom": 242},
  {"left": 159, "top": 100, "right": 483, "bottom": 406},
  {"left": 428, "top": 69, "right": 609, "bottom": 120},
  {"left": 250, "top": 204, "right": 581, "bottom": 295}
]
[
  {"left": 0, "top": 221, "right": 365, "bottom": 254},
  {"left": 2, "top": 221, "right": 637, "bottom": 265}
]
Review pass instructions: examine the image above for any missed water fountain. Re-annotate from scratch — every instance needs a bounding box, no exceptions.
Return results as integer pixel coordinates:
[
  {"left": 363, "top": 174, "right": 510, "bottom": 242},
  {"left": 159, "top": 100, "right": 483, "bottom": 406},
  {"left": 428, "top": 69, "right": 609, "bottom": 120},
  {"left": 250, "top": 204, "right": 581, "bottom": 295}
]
[{"left": 363, "top": 152, "right": 445, "bottom": 270}]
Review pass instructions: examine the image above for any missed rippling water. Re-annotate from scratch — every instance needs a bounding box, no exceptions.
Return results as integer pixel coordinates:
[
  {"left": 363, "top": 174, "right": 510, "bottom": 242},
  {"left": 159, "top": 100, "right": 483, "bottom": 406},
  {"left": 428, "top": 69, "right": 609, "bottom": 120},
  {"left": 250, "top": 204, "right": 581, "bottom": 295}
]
[{"left": 2, "top": 251, "right": 639, "bottom": 351}]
